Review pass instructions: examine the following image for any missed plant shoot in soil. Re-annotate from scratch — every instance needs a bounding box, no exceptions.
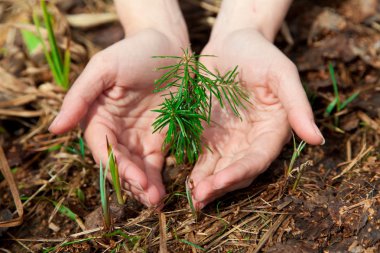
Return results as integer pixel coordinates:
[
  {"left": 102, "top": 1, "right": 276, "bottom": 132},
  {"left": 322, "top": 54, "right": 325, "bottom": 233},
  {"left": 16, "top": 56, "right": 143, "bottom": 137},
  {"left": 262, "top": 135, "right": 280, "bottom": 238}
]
[{"left": 152, "top": 49, "right": 250, "bottom": 164}]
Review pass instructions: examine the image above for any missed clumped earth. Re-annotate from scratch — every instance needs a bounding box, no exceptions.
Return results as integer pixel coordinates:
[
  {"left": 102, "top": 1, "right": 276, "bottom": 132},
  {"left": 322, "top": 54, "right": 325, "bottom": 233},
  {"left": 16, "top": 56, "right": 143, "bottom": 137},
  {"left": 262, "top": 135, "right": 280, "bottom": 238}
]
[{"left": 0, "top": 0, "right": 379, "bottom": 252}]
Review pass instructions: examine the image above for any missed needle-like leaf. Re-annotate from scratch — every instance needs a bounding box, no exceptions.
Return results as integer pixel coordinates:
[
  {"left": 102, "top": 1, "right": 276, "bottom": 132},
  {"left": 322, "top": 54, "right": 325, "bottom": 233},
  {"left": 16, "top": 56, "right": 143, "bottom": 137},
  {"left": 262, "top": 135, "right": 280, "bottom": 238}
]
[{"left": 152, "top": 49, "right": 250, "bottom": 164}]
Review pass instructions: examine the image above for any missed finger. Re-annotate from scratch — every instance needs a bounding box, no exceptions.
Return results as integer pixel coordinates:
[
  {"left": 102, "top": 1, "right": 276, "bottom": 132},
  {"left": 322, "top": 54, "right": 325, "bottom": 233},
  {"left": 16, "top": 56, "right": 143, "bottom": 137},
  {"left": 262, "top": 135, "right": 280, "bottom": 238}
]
[
  {"left": 83, "top": 120, "right": 149, "bottom": 191},
  {"left": 122, "top": 182, "right": 151, "bottom": 207},
  {"left": 143, "top": 153, "right": 166, "bottom": 206},
  {"left": 49, "top": 52, "right": 115, "bottom": 134},
  {"left": 270, "top": 62, "right": 325, "bottom": 145},
  {"left": 192, "top": 129, "right": 288, "bottom": 208},
  {"left": 190, "top": 152, "right": 220, "bottom": 185}
]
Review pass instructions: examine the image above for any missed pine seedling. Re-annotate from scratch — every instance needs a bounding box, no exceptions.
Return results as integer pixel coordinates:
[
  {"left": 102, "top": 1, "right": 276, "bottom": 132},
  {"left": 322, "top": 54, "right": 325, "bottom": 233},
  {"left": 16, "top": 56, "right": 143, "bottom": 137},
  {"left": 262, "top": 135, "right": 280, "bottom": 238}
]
[
  {"left": 152, "top": 49, "right": 250, "bottom": 165},
  {"left": 33, "top": 0, "right": 71, "bottom": 90},
  {"left": 324, "top": 63, "right": 359, "bottom": 123},
  {"left": 99, "top": 161, "right": 111, "bottom": 230},
  {"left": 106, "top": 137, "right": 124, "bottom": 205}
]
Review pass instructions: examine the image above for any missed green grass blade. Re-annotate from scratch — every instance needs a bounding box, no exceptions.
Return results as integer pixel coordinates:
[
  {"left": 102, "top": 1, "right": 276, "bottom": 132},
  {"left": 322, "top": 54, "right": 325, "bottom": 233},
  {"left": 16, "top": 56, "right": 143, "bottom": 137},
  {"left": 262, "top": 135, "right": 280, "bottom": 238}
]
[
  {"left": 178, "top": 239, "right": 206, "bottom": 251},
  {"left": 324, "top": 97, "right": 339, "bottom": 117},
  {"left": 21, "top": 29, "right": 41, "bottom": 54},
  {"left": 62, "top": 48, "right": 71, "bottom": 90},
  {"left": 33, "top": 11, "right": 63, "bottom": 85},
  {"left": 104, "top": 229, "right": 141, "bottom": 246},
  {"left": 47, "top": 144, "right": 62, "bottom": 152},
  {"left": 43, "top": 237, "right": 96, "bottom": 253},
  {"left": 328, "top": 62, "right": 340, "bottom": 111},
  {"left": 339, "top": 91, "right": 359, "bottom": 110},
  {"left": 51, "top": 200, "right": 77, "bottom": 221},
  {"left": 40, "top": 0, "right": 63, "bottom": 76},
  {"left": 99, "top": 161, "right": 111, "bottom": 229},
  {"left": 106, "top": 137, "right": 124, "bottom": 205},
  {"left": 287, "top": 138, "right": 307, "bottom": 175},
  {"left": 78, "top": 137, "right": 85, "bottom": 158},
  {"left": 185, "top": 176, "right": 197, "bottom": 220}
]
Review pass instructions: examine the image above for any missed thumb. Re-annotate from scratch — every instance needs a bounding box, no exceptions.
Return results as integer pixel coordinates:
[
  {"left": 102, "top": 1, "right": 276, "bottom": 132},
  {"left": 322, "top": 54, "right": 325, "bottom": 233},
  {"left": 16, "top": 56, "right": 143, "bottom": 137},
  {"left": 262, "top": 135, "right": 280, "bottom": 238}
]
[
  {"left": 270, "top": 62, "right": 325, "bottom": 145},
  {"left": 49, "top": 53, "right": 114, "bottom": 134}
]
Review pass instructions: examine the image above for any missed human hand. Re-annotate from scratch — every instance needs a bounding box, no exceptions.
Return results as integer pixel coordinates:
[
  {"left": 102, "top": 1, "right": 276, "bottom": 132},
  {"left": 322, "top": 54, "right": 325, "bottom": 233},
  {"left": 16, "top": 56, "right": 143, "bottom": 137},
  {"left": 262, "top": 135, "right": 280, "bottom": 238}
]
[
  {"left": 190, "top": 26, "right": 324, "bottom": 209},
  {"left": 49, "top": 27, "right": 189, "bottom": 207}
]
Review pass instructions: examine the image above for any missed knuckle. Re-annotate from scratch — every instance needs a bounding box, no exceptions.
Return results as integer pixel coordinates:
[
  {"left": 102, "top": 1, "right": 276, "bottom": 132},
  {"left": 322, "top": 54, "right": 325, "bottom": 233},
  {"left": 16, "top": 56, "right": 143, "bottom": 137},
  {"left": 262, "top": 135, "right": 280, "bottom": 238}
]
[
  {"left": 90, "top": 52, "right": 115, "bottom": 80},
  {"left": 286, "top": 61, "right": 298, "bottom": 73}
]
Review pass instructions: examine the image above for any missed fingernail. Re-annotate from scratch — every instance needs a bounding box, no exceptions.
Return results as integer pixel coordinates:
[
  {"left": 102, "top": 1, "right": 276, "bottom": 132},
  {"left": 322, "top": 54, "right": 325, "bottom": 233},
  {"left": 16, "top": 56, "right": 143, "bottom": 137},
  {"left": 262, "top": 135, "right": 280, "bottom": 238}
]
[
  {"left": 48, "top": 114, "right": 62, "bottom": 132},
  {"left": 312, "top": 122, "right": 325, "bottom": 145},
  {"left": 141, "top": 194, "right": 152, "bottom": 207},
  {"left": 192, "top": 190, "right": 202, "bottom": 202},
  {"left": 196, "top": 202, "right": 205, "bottom": 210},
  {"left": 146, "top": 195, "right": 152, "bottom": 207},
  {"left": 130, "top": 180, "right": 144, "bottom": 191}
]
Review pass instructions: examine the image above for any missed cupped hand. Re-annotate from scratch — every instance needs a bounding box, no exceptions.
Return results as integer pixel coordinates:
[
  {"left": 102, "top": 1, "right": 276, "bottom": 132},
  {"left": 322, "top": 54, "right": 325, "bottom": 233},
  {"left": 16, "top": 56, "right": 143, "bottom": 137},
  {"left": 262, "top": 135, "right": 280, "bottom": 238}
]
[
  {"left": 49, "top": 29, "right": 188, "bottom": 207},
  {"left": 191, "top": 28, "right": 325, "bottom": 209}
]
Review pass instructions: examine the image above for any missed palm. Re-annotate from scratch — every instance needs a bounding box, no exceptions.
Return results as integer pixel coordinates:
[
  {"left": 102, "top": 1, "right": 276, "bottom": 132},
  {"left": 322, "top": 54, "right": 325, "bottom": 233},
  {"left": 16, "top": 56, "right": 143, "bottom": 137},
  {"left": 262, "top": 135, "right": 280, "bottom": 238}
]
[
  {"left": 191, "top": 29, "right": 321, "bottom": 208},
  {"left": 51, "top": 30, "right": 187, "bottom": 206},
  {"left": 84, "top": 88, "right": 165, "bottom": 206}
]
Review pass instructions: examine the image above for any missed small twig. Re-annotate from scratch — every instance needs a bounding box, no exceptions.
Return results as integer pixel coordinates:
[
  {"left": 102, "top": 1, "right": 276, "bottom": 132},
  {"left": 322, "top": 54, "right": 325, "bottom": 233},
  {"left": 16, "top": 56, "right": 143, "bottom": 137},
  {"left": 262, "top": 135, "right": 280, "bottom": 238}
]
[
  {"left": 332, "top": 145, "right": 374, "bottom": 180},
  {"left": 159, "top": 212, "right": 168, "bottom": 253},
  {"left": 6, "top": 233, "right": 34, "bottom": 253},
  {"left": 0, "top": 146, "right": 23, "bottom": 227},
  {"left": 339, "top": 195, "right": 380, "bottom": 215},
  {"left": 248, "top": 214, "right": 288, "bottom": 253},
  {"left": 18, "top": 163, "right": 69, "bottom": 211}
]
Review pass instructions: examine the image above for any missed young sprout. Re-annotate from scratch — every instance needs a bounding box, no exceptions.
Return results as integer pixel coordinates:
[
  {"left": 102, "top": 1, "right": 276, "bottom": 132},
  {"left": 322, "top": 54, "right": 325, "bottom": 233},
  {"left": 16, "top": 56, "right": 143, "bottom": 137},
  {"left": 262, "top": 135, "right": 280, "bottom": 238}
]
[
  {"left": 99, "top": 161, "right": 111, "bottom": 230},
  {"left": 185, "top": 176, "right": 197, "bottom": 220},
  {"left": 33, "top": 0, "right": 71, "bottom": 90},
  {"left": 292, "top": 160, "right": 313, "bottom": 191},
  {"left": 106, "top": 137, "right": 124, "bottom": 205},
  {"left": 65, "top": 136, "right": 86, "bottom": 158},
  {"left": 324, "top": 62, "right": 359, "bottom": 124},
  {"left": 79, "top": 137, "right": 85, "bottom": 159},
  {"left": 287, "top": 134, "right": 307, "bottom": 177},
  {"left": 152, "top": 49, "right": 250, "bottom": 165},
  {"left": 50, "top": 199, "right": 85, "bottom": 230}
]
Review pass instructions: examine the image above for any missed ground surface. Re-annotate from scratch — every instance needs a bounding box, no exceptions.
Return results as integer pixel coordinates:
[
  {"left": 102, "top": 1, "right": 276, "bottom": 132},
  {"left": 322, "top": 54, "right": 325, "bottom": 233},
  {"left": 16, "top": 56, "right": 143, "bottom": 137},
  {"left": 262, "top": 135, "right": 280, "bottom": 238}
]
[{"left": 0, "top": 0, "right": 379, "bottom": 252}]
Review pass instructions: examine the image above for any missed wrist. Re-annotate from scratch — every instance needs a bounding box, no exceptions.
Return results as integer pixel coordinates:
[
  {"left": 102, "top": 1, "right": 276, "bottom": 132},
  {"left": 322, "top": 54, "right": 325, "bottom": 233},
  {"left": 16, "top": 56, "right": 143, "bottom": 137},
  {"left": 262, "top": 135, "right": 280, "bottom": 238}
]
[
  {"left": 211, "top": 0, "right": 292, "bottom": 42},
  {"left": 114, "top": 0, "right": 189, "bottom": 46}
]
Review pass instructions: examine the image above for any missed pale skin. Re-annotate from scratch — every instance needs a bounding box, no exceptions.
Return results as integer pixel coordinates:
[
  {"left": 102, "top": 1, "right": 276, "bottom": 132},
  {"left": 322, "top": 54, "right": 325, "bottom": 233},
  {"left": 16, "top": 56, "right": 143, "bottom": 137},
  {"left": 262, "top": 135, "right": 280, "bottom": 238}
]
[{"left": 49, "top": 0, "right": 324, "bottom": 209}]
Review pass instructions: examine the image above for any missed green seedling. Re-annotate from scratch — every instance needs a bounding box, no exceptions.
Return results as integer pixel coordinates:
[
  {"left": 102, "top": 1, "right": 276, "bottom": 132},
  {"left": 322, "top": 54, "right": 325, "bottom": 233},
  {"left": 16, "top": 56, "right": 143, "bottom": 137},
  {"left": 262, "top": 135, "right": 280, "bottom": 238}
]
[
  {"left": 104, "top": 229, "right": 140, "bottom": 248},
  {"left": 287, "top": 135, "right": 307, "bottom": 177},
  {"left": 99, "top": 161, "right": 111, "bottom": 230},
  {"left": 43, "top": 237, "right": 96, "bottom": 253},
  {"left": 66, "top": 137, "right": 86, "bottom": 158},
  {"left": 292, "top": 160, "right": 313, "bottom": 191},
  {"left": 51, "top": 200, "right": 77, "bottom": 221},
  {"left": 185, "top": 176, "right": 197, "bottom": 220},
  {"left": 152, "top": 49, "right": 250, "bottom": 165},
  {"left": 50, "top": 200, "right": 85, "bottom": 230},
  {"left": 324, "top": 63, "right": 359, "bottom": 122},
  {"left": 79, "top": 137, "right": 85, "bottom": 158},
  {"left": 33, "top": 0, "right": 71, "bottom": 90},
  {"left": 106, "top": 137, "right": 124, "bottom": 205}
]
